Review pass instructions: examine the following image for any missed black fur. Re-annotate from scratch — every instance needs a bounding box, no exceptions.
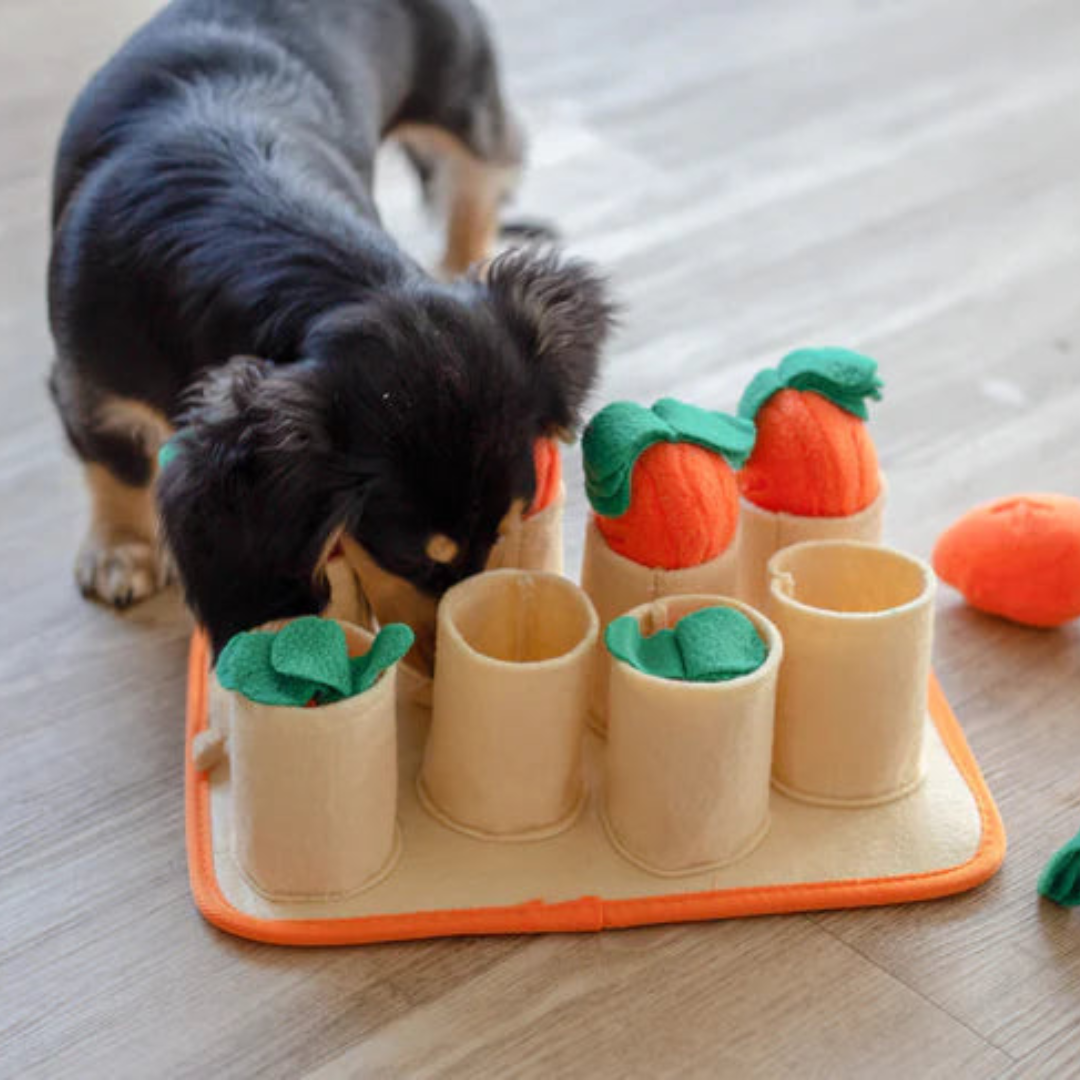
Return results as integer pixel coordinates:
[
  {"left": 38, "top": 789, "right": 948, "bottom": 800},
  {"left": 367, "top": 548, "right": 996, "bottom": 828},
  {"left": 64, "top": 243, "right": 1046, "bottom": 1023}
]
[{"left": 48, "top": 0, "right": 613, "bottom": 653}]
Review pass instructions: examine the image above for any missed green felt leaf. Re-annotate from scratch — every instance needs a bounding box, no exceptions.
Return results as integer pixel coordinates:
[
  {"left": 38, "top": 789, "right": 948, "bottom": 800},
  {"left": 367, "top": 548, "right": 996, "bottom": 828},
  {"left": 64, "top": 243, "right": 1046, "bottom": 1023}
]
[
  {"left": 652, "top": 399, "right": 756, "bottom": 468},
  {"left": 1038, "top": 827, "right": 1080, "bottom": 907},
  {"left": 271, "top": 617, "right": 352, "bottom": 698},
  {"left": 674, "top": 608, "right": 768, "bottom": 681},
  {"left": 216, "top": 631, "right": 319, "bottom": 707},
  {"left": 737, "top": 347, "right": 884, "bottom": 422},
  {"left": 217, "top": 618, "right": 414, "bottom": 708},
  {"left": 605, "top": 606, "right": 767, "bottom": 683},
  {"left": 582, "top": 398, "right": 757, "bottom": 518},
  {"left": 605, "top": 616, "right": 686, "bottom": 680},
  {"left": 349, "top": 623, "right": 416, "bottom": 695}
]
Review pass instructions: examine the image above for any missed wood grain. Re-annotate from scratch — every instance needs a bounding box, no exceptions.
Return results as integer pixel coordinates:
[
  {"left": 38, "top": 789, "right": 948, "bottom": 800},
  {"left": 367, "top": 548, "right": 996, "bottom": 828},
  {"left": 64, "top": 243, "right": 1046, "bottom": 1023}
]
[{"left": 2, "top": 0, "right": 1079, "bottom": 1076}]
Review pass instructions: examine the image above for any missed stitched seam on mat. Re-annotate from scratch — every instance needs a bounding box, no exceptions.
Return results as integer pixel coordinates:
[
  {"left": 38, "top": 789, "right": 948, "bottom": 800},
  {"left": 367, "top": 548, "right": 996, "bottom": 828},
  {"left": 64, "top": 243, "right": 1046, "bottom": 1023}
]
[{"left": 185, "top": 634, "right": 1003, "bottom": 941}]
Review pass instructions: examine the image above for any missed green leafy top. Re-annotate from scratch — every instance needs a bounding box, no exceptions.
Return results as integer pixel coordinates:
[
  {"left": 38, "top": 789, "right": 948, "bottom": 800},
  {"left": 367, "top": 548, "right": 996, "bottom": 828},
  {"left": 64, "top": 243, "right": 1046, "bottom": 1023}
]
[
  {"left": 605, "top": 606, "right": 767, "bottom": 683},
  {"left": 1038, "top": 826, "right": 1080, "bottom": 907},
  {"left": 737, "top": 347, "right": 884, "bottom": 423},
  {"left": 582, "top": 398, "right": 756, "bottom": 518},
  {"left": 216, "top": 617, "right": 415, "bottom": 707}
]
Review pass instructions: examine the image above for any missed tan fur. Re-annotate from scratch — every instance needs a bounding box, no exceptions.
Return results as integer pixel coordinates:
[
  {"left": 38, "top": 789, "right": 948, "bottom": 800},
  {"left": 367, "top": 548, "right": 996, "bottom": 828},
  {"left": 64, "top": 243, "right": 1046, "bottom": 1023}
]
[
  {"left": 84, "top": 462, "right": 158, "bottom": 541},
  {"left": 96, "top": 396, "right": 173, "bottom": 456},
  {"left": 498, "top": 498, "right": 528, "bottom": 537},
  {"left": 425, "top": 534, "right": 459, "bottom": 564},
  {"left": 392, "top": 123, "right": 519, "bottom": 277},
  {"left": 338, "top": 534, "right": 438, "bottom": 674},
  {"left": 74, "top": 397, "right": 176, "bottom": 606},
  {"left": 77, "top": 463, "right": 172, "bottom": 605}
]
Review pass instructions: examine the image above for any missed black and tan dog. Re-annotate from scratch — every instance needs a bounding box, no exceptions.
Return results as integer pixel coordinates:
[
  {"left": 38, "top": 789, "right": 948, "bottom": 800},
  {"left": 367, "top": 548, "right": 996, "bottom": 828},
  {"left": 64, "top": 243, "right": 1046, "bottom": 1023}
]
[{"left": 48, "top": 0, "right": 613, "bottom": 663}]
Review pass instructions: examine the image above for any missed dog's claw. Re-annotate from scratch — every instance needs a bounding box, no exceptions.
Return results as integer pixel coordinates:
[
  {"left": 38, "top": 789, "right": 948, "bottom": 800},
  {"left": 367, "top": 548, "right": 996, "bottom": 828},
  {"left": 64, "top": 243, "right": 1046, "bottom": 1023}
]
[{"left": 75, "top": 537, "right": 170, "bottom": 609}]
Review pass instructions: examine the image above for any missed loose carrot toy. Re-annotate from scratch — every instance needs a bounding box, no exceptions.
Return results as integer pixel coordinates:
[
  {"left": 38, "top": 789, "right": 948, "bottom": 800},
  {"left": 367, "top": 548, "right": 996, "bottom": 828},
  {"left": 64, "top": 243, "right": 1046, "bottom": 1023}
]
[
  {"left": 933, "top": 493, "right": 1080, "bottom": 628},
  {"left": 583, "top": 398, "right": 756, "bottom": 570},
  {"left": 737, "top": 347, "right": 884, "bottom": 517}
]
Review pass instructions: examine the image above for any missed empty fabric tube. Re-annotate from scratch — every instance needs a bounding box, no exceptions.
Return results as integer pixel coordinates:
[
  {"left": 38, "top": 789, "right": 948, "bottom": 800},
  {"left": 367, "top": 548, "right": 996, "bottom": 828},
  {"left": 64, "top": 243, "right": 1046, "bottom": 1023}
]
[
  {"left": 767, "top": 540, "right": 934, "bottom": 806},
  {"left": 419, "top": 570, "right": 599, "bottom": 839}
]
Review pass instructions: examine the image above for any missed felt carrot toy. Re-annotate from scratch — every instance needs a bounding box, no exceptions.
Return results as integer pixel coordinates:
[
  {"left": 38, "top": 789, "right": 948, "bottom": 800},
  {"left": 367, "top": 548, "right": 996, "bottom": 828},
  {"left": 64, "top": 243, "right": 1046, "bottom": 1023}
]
[
  {"left": 583, "top": 398, "right": 756, "bottom": 570},
  {"left": 528, "top": 437, "right": 562, "bottom": 518},
  {"left": 737, "top": 347, "right": 884, "bottom": 517},
  {"left": 933, "top": 493, "right": 1080, "bottom": 627}
]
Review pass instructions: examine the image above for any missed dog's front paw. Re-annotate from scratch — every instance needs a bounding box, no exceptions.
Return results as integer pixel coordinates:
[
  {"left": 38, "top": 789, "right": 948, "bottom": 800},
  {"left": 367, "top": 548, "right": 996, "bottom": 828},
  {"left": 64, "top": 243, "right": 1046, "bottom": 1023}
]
[{"left": 75, "top": 536, "right": 173, "bottom": 609}]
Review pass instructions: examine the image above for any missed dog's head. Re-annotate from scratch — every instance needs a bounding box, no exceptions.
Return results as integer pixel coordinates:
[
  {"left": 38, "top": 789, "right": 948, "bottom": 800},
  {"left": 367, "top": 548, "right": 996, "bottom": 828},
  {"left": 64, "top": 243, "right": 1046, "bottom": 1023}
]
[{"left": 159, "top": 249, "right": 613, "bottom": 662}]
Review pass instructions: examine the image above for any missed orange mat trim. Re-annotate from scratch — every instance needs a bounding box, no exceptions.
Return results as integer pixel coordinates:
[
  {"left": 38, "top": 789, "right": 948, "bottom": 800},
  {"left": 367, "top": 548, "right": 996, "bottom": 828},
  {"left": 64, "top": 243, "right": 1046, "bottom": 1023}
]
[{"left": 185, "top": 632, "right": 1005, "bottom": 946}]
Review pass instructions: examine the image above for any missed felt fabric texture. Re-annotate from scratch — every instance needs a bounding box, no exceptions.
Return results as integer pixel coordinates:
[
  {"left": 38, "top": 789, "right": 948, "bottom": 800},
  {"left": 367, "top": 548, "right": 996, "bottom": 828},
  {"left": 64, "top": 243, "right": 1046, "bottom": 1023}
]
[
  {"left": 582, "top": 398, "right": 755, "bottom": 519},
  {"left": 219, "top": 619, "right": 402, "bottom": 900},
  {"left": 604, "top": 596, "right": 782, "bottom": 875},
  {"left": 216, "top": 617, "right": 414, "bottom": 707},
  {"left": 580, "top": 516, "right": 740, "bottom": 731},
  {"left": 486, "top": 485, "right": 565, "bottom": 574},
  {"left": 1038, "top": 827, "right": 1080, "bottom": 907},
  {"left": 419, "top": 571, "right": 599, "bottom": 839},
  {"left": 933, "top": 493, "right": 1080, "bottom": 627},
  {"left": 768, "top": 541, "right": 935, "bottom": 806},
  {"left": 738, "top": 390, "right": 881, "bottom": 517},
  {"left": 605, "top": 606, "right": 767, "bottom": 683},
  {"left": 738, "top": 347, "right": 884, "bottom": 423},
  {"left": 594, "top": 443, "right": 741, "bottom": 569},
  {"left": 737, "top": 348, "right": 882, "bottom": 518},
  {"left": 529, "top": 438, "right": 562, "bottom": 518},
  {"left": 736, "top": 484, "right": 886, "bottom": 614},
  {"left": 187, "top": 629, "right": 1005, "bottom": 944}
]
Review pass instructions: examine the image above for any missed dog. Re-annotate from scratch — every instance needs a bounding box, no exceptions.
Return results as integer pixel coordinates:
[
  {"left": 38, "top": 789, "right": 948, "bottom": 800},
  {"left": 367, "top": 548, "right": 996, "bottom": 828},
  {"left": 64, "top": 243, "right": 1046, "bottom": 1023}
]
[{"left": 48, "top": 0, "right": 613, "bottom": 663}]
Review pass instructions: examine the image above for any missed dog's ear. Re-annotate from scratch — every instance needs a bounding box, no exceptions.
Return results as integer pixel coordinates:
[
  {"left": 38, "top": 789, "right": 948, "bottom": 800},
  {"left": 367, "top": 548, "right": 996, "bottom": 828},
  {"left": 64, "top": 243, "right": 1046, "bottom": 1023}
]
[
  {"left": 484, "top": 249, "right": 615, "bottom": 435},
  {"left": 158, "top": 357, "right": 354, "bottom": 655}
]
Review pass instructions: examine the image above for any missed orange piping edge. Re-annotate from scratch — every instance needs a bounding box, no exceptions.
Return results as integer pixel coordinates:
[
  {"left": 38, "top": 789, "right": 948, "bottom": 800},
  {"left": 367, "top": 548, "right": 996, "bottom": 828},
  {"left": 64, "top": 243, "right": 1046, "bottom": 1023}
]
[{"left": 185, "top": 631, "right": 1005, "bottom": 946}]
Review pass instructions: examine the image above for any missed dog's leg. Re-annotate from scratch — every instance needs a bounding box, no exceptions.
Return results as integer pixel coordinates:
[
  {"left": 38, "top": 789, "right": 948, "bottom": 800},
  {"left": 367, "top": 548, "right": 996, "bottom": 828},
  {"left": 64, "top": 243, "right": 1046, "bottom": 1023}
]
[
  {"left": 51, "top": 360, "right": 175, "bottom": 607},
  {"left": 394, "top": 123, "right": 521, "bottom": 278},
  {"left": 441, "top": 143, "right": 517, "bottom": 277},
  {"left": 77, "top": 462, "right": 173, "bottom": 608}
]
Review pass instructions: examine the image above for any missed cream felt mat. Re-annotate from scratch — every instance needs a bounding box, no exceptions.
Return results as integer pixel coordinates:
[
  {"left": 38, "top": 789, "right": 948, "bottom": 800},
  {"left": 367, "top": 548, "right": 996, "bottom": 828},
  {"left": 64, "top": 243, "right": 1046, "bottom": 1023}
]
[{"left": 194, "top": 666, "right": 999, "bottom": 930}]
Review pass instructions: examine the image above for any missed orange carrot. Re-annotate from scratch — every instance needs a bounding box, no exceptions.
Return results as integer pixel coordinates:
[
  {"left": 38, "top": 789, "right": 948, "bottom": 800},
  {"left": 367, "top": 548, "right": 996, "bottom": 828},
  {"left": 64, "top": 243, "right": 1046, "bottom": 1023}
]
[
  {"left": 596, "top": 442, "right": 740, "bottom": 569},
  {"left": 737, "top": 348, "right": 883, "bottom": 517},
  {"left": 933, "top": 494, "right": 1080, "bottom": 627},
  {"left": 583, "top": 398, "right": 755, "bottom": 570}
]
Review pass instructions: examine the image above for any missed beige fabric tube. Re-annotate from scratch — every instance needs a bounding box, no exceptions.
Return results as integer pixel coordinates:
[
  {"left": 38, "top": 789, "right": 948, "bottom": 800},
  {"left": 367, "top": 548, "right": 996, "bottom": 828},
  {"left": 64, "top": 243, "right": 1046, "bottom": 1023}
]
[
  {"left": 736, "top": 480, "right": 886, "bottom": 613},
  {"left": 603, "top": 595, "right": 782, "bottom": 875},
  {"left": 419, "top": 570, "right": 599, "bottom": 839},
  {"left": 768, "top": 540, "right": 934, "bottom": 807},
  {"left": 222, "top": 620, "right": 400, "bottom": 900},
  {"left": 580, "top": 516, "right": 739, "bottom": 733},
  {"left": 486, "top": 486, "right": 565, "bottom": 575}
]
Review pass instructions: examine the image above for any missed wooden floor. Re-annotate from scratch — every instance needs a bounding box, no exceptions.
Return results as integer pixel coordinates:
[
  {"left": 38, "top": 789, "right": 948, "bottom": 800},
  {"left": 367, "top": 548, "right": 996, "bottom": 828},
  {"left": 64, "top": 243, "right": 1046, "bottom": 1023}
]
[{"left": 3, "top": 0, "right": 1080, "bottom": 1076}]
